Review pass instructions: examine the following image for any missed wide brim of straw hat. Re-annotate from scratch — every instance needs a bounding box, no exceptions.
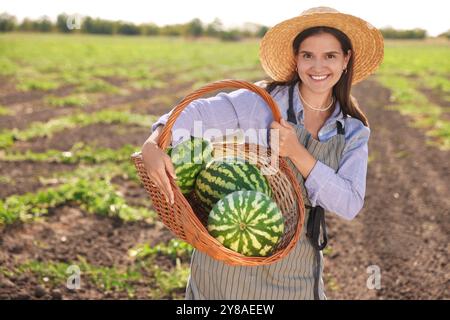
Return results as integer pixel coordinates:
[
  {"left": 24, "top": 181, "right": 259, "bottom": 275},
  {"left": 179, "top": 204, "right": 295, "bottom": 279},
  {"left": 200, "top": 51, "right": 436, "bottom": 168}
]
[{"left": 259, "top": 7, "right": 384, "bottom": 85}]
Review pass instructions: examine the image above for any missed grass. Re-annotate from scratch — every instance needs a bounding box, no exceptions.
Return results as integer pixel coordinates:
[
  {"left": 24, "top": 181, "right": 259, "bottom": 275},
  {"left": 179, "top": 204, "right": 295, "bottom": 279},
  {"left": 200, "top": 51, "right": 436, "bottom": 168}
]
[
  {"left": 0, "top": 175, "right": 156, "bottom": 225},
  {"left": 381, "top": 40, "right": 450, "bottom": 80},
  {"left": 129, "top": 77, "right": 168, "bottom": 90},
  {"left": 0, "top": 33, "right": 261, "bottom": 94},
  {"left": 2, "top": 251, "right": 190, "bottom": 299},
  {"left": 76, "top": 256, "right": 142, "bottom": 296},
  {"left": 49, "top": 159, "right": 140, "bottom": 185},
  {"left": 0, "top": 148, "right": 154, "bottom": 225},
  {"left": 323, "top": 245, "right": 333, "bottom": 256},
  {"left": 0, "top": 175, "right": 14, "bottom": 185},
  {"left": 0, "top": 110, "right": 158, "bottom": 149},
  {"left": 16, "top": 78, "right": 60, "bottom": 91},
  {"left": 0, "top": 105, "right": 12, "bottom": 116},
  {"left": 75, "top": 78, "right": 121, "bottom": 94},
  {"left": 324, "top": 272, "right": 340, "bottom": 292},
  {"left": 0, "top": 142, "right": 139, "bottom": 164},
  {"left": 45, "top": 93, "right": 91, "bottom": 108},
  {"left": 7, "top": 258, "right": 143, "bottom": 298},
  {"left": 129, "top": 239, "right": 193, "bottom": 261},
  {"left": 374, "top": 40, "right": 450, "bottom": 150},
  {"left": 376, "top": 74, "right": 450, "bottom": 150},
  {"left": 150, "top": 259, "right": 190, "bottom": 299}
]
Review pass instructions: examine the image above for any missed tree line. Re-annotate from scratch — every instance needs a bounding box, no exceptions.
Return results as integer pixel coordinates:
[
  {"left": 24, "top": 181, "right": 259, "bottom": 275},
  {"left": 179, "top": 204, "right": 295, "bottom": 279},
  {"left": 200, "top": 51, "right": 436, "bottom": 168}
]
[
  {"left": 0, "top": 12, "right": 447, "bottom": 40},
  {"left": 0, "top": 13, "right": 267, "bottom": 41}
]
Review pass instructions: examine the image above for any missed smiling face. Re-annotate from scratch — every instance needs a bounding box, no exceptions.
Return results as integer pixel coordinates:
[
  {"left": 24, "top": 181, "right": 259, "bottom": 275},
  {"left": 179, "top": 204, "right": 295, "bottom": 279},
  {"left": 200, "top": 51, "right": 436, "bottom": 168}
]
[{"left": 295, "top": 32, "right": 351, "bottom": 94}]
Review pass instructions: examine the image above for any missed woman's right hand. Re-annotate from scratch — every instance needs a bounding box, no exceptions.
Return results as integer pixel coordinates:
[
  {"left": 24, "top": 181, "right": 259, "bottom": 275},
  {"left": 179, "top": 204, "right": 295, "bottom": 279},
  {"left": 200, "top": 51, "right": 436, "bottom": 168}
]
[{"left": 141, "top": 140, "right": 177, "bottom": 205}]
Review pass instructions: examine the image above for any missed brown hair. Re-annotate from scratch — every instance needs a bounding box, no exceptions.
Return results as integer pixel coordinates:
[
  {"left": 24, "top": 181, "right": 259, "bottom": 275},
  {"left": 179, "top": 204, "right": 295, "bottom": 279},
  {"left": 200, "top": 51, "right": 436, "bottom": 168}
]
[{"left": 264, "top": 26, "right": 369, "bottom": 127}]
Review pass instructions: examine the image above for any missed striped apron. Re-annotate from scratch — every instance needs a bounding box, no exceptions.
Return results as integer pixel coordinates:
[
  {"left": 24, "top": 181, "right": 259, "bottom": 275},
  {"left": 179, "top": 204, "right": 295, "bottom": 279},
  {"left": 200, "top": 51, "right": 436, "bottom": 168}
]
[{"left": 185, "top": 82, "right": 346, "bottom": 300}]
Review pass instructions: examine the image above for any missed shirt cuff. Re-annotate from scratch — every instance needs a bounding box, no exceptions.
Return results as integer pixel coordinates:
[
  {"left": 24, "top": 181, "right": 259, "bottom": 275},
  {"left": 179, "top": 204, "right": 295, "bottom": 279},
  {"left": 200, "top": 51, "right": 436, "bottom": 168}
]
[
  {"left": 151, "top": 113, "right": 170, "bottom": 133},
  {"left": 304, "top": 160, "right": 335, "bottom": 207}
]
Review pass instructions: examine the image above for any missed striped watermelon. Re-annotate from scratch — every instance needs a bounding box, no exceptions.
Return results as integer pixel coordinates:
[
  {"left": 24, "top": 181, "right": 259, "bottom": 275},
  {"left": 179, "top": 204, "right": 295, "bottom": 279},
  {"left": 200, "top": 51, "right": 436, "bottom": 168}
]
[
  {"left": 166, "top": 136, "right": 213, "bottom": 194},
  {"left": 194, "top": 157, "right": 272, "bottom": 212},
  {"left": 208, "top": 190, "right": 284, "bottom": 257}
]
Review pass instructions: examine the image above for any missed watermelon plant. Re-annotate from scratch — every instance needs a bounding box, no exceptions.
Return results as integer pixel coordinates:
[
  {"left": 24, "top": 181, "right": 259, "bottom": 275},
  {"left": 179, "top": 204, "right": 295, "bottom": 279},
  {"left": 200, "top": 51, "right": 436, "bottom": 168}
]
[
  {"left": 166, "top": 136, "right": 213, "bottom": 194},
  {"left": 194, "top": 157, "right": 272, "bottom": 212},
  {"left": 207, "top": 190, "right": 284, "bottom": 257}
]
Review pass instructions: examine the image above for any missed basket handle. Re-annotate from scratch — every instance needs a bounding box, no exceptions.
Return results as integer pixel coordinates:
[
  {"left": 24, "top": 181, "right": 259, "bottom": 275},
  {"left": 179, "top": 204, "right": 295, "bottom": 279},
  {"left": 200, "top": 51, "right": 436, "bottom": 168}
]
[{"left": 157, "top": 79, "right": 282, "bottom": 150}]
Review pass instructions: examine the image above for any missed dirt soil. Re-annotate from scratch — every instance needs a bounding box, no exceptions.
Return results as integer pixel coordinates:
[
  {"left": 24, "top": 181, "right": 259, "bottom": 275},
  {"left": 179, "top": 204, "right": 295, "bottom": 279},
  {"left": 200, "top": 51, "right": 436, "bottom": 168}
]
[
  {"left": 324, "top": 78, "right": 449, "bottom": 299},
  {"left": 0, "top": 76, "right": 448, "bottom": 300}
]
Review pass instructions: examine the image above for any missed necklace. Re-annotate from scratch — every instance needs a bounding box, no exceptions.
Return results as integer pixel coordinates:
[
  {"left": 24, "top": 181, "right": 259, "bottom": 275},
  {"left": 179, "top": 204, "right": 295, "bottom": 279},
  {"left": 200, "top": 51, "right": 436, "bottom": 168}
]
[{"left": 298, "top": 86, "right": 334, "bottom": 112}]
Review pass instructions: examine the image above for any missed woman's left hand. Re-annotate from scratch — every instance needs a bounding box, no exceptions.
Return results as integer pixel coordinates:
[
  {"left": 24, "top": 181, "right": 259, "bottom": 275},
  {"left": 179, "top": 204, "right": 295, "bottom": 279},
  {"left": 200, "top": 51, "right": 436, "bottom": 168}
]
[{"left": 270, "top": 118, "right": 303, "bottom": 158}]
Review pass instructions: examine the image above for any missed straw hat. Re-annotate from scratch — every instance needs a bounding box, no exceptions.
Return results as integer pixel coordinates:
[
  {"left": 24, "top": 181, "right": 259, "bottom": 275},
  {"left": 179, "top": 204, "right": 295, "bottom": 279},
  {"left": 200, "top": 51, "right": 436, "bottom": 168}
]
[{"left": 259, "top": 6, "right": 384, "bottom": 84}]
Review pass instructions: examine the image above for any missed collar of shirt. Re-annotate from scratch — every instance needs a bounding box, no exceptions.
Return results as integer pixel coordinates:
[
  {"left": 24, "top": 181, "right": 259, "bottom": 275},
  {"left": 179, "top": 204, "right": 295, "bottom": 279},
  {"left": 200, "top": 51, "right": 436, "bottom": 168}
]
[{"left": 290, "top": 84, "right": 346, "bottom": 141}]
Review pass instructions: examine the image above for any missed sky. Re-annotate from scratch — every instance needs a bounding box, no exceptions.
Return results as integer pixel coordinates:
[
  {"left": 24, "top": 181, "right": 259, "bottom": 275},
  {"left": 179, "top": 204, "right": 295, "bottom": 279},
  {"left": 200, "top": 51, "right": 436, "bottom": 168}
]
[{"left": 0, "top": 0, "right": 449, "bottom": 36}]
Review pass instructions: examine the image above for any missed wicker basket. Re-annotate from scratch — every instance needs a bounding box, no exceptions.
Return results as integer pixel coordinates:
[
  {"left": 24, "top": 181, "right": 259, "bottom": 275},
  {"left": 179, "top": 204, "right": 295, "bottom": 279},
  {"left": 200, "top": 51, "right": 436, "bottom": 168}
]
[{"left": 131, "top": 79, "right": 305, "bottom": 266}]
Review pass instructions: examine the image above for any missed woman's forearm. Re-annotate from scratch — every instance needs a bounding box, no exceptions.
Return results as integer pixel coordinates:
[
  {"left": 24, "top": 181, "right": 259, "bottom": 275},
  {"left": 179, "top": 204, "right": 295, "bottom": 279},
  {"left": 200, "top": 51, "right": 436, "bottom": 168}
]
[
  {"left": 288, "top": 143, "right": 317, "bottom": 179},
  {"left": 144, "top": 125, "right": 164, "bottom": 146}
]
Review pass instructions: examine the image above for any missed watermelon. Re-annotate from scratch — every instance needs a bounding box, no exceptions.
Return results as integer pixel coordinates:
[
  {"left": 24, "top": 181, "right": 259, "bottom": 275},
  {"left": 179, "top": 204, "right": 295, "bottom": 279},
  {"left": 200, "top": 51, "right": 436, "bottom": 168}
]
[
  {"left": 194, "top": 157, "right": 272, "bottom": 212},
  {"left": 207, "top": 190, "right": 284, "bottom": 257},
  {"left": 166, "top": 136, "right": 213, "bottom": 194}
]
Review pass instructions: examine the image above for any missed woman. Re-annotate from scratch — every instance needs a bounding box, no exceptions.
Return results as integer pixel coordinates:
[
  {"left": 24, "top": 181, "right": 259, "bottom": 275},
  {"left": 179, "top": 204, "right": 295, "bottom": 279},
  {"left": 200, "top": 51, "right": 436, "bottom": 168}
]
[{"left": 141, "top": 7, "right": 384, "bottom": 300}]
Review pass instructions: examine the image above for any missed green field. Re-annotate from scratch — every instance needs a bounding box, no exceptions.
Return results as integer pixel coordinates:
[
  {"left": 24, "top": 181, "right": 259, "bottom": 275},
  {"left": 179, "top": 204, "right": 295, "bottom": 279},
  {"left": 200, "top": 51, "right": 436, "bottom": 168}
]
[
  {"left": 377, "top": 39, "right": 450, "bottom": 150},
  {"left": 0, "top": 33, "right": 448, "bottom": 299}
]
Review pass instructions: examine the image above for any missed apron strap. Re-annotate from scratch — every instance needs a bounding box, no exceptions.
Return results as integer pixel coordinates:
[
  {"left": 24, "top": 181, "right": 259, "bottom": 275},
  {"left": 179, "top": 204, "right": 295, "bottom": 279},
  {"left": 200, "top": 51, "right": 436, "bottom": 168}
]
[
  {"left": 287, "top": 82, "right": 298, "bottom": 124},
  {"left": 305, "top": 205, "right": 328, "bottom": 251},
  {"left": 306, "top": 204, "right": 327, "bottom": 300},
  {"left": 336, "top": 120, "right": 345, "bottom": 135}
]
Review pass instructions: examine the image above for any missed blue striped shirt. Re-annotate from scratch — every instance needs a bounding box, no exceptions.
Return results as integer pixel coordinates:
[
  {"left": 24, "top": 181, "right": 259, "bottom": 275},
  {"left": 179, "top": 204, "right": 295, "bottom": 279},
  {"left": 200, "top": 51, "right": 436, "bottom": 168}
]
[{"left": 151, "top": 83, "right": 370, "bottom": 221}]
